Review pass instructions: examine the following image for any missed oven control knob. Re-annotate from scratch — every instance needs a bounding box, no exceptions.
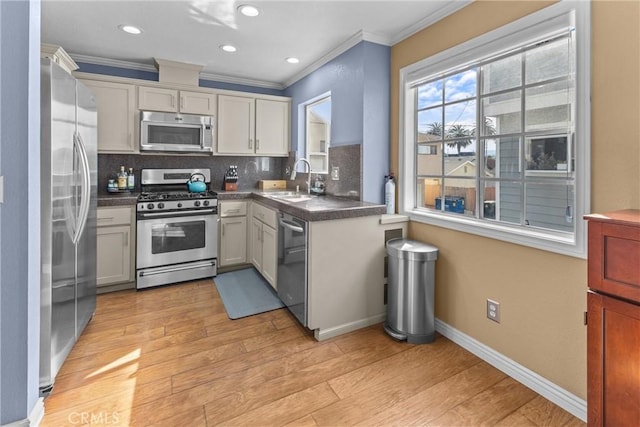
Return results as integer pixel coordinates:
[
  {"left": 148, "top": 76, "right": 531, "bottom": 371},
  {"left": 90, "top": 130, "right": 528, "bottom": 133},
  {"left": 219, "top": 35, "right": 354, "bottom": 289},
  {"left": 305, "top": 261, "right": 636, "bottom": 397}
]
[
  {"left": 194, "top": 201, "right": 201, "bottom": 207},
  {"left": 203, "top": 200, "right": 210, "bottom": 207},
  {"left": 147, "top": 203, "right": 154, "bottom": 210},
  {"left": 177, "top": 203, "right": 182, "bottom": 208},
  {"left": 158, "top": 203, "right": 165, "bottom": 209}
]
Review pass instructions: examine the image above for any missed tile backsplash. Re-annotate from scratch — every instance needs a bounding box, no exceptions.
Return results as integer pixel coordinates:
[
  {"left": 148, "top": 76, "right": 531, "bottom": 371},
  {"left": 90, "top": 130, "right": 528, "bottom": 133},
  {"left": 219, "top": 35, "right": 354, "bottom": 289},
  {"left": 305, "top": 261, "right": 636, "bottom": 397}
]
[
  {"left": 98, "top": 154, "right": 286, "bottom": 195},
  {"left": 99, "top": 145, "right": 363, "bottom": 200}
]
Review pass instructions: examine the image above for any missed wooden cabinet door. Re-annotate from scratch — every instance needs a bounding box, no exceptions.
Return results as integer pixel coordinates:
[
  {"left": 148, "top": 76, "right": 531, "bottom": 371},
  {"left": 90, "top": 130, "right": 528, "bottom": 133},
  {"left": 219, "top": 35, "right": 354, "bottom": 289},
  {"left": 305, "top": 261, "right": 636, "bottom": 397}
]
[
  {"left": 261, "top": 224, "right": 278, "bottom": 289},
  {"left": 217, "top": 95, "right": 255, "bottom": 154},
  {"left": 250, "top": 217, "right": 263, "bottom": 270},
  {"left": 180, "top": 91, "right": 217, "bottom": 115},
  {"left": 587, "top": 291, "right": 640, "bottom": 426},
  {"left": 97, "top": 225, "right": 131, "bottom": 286},
  {"left": 255, "top": 99, "right": 289, "bottom": 156},
  {"left": 138, "top": 86, "right": 178, "bottom": 112},
  {"left": 82, "top": 80, "right": 136, "bottom": 153},
  {"left": 220, "top": 216, "right": 247, "bottom": 266}
]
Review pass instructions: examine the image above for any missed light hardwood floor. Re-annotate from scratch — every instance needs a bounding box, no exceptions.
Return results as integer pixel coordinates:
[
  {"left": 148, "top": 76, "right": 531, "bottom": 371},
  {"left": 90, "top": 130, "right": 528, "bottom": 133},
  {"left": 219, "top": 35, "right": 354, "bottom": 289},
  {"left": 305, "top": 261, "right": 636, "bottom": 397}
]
[{"left": 41, "top": 279, "right": 585, "bottom": 426}]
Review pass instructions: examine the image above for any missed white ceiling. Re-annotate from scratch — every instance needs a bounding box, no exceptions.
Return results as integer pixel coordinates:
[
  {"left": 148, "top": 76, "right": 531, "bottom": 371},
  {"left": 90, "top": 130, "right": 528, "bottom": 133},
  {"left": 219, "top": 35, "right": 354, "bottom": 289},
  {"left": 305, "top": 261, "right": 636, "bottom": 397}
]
[{"left": 41, "top": 0, "right": 470, "bottom": 89}]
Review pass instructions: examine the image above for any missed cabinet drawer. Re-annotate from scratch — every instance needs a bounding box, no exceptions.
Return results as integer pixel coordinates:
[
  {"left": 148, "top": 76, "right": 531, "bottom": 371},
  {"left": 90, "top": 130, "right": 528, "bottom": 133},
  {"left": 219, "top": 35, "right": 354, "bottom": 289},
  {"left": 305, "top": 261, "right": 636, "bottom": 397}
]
[
  {"left": 220, "top": 201, "right": 247, "bottom": 217},
  {"left": 97, "top": 206, "right": 132, "bottom": 227},
  {"left": 252, "top": 202, "right": 277, "bottom": 229}
]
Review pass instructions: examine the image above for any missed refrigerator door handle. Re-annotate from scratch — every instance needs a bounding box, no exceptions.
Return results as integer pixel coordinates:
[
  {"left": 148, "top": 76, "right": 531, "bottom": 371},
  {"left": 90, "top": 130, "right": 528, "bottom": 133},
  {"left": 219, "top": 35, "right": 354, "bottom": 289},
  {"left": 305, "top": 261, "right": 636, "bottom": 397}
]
[{"left": 73, "top": 131, "right": 91, "bottom": 245}]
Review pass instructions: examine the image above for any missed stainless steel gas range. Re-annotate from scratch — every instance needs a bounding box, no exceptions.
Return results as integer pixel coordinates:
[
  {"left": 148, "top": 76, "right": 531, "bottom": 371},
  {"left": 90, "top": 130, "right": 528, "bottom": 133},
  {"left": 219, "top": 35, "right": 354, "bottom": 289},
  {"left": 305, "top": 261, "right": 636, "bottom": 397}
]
[{"left": 136, "top": 168, "right": 218, "bottom": 289}]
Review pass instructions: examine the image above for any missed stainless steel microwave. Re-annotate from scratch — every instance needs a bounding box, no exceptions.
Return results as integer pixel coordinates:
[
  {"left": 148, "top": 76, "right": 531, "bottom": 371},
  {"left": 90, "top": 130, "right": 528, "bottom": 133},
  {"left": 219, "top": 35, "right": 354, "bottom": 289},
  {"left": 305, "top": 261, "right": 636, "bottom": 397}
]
[{"left": 140, "top": 111, "right": 213, "bottom": 153}]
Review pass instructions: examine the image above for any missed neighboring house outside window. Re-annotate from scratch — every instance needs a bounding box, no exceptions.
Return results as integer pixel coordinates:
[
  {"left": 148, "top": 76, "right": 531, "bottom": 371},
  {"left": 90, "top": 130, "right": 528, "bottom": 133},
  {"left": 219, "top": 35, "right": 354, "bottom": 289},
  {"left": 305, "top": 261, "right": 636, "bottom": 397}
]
[{"left": 399, "top": 1, "right": 590, "bottom": 257}]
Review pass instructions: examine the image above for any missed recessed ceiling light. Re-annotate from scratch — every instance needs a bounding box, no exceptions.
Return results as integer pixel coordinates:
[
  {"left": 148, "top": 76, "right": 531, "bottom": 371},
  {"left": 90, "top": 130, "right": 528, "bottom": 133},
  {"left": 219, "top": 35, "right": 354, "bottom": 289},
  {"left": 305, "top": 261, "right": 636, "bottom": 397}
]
[
  {"left": 220, "top": 45, "right": 237, "bottom": 53},
  {"left": 118, "top": 24, "right": 143, "bottom": 35},
  {"left": 286, "top": 57, "right": 300, "bottom": 64},
  {"left": 238, "top": 4, "right": 260, "bottom": 17}
]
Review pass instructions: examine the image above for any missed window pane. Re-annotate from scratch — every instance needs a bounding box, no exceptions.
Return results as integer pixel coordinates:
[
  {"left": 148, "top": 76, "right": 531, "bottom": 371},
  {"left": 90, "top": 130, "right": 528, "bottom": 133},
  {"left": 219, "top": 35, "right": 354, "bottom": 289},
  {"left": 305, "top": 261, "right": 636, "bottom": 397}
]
[
  {"left": 445, "top": 154, "right": 476, "bottom": 177},
  {"left": 443, "top": 178, "right": 475, "bottom": 216},
  {"left": 482, "top": 90, "right": 521, "bottom": 135},
  {"left": 484, "top": 136, "right": 521, "bottom": 179},
  {"left": 482, "top": 54, "right": 522, "bottom": 94},
  {"left": 480, "top": 180, "right": 497, "bottom": 219},
  {"left": 417, "top": 107, "right": 443, "bottom": 139},
  {"left": 496, "top": 181, "right": 523, "bottom": 225},
  {"left": 417, "top": 80, "right": 443, "bottom": 109},
  {"left": 525, "top": 37, "right": 572, "bottom": 85},
  {"left": 417, "top": 177, "right": 442, "bottom": 209},
  {"left": 417, "top": 143, "right": 442, "bottom": 175},
  {"left": 444, "top": 100, "right": 476, "bottom": 141},
  {"left": 525, "top": 81, "right": 572, "bottom": 131},
  {"left": 525, "top": 135, "right": 568, "bottom": 171},
  {"left": 445, "top": 69, "right": 477, "bottom": 103},
  {"left": 525, "top": 182, "right": 574, "bottom": 232}
]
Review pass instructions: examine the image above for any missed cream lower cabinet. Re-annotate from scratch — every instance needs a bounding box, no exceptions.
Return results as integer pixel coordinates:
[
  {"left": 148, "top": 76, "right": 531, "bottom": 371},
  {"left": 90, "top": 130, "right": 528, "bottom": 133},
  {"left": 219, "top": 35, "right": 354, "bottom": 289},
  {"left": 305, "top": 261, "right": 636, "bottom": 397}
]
[
  {"left": 97, "top": 206, "right": 136, "bottom": 292},
  {"left": 219, "top": 201, "right": 248, "bottom": 267},
  {"left": 250, "top": 202, "right": 278, "bottom": 289},
  {"left": 307, "top": 215, "right": 408, "bottom": 341},
  {"left": 81, "top": 80, "right": 137, "bottom": 153}
]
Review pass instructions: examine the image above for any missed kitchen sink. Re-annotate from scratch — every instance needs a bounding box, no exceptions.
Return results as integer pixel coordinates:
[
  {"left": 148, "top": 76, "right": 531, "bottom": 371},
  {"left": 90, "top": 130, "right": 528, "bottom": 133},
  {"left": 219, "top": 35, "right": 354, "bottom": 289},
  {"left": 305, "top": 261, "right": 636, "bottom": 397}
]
[{"left": 261, "top": 191, "right": 313, "bottom": 203}]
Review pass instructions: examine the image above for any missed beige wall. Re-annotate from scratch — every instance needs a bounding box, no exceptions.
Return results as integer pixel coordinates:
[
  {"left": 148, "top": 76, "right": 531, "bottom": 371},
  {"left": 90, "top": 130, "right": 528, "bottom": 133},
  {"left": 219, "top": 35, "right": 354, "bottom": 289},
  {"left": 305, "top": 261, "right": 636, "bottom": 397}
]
[{"left": 390, "top": 0, "right": 640, "bottom": 399}]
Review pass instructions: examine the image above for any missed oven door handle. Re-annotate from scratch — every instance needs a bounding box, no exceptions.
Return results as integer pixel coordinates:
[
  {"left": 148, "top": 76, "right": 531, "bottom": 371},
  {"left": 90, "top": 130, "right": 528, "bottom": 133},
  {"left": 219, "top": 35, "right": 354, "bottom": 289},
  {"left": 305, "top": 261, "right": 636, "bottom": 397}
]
[
  {"left": 138, "top": 260, "right": 216, "bottom": 277},
  {"left": 138, "top": 209, "right": 216, "bottom": 219}
]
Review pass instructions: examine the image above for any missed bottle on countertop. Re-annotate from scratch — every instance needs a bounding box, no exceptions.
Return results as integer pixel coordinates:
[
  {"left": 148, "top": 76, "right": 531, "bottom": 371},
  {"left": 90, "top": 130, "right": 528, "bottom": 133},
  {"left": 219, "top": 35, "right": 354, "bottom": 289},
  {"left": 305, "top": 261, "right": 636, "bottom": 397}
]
[
  {"left": 117, "top": 166, "right": 127, "bottom": 190},
  {"left": 127, "top": 168, "right": 135, "bottom": 190}
]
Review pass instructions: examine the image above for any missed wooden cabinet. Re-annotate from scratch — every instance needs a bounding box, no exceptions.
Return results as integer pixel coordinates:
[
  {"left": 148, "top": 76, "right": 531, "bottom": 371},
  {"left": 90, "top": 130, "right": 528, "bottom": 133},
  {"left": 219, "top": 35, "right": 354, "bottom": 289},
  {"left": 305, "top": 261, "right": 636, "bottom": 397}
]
[
  {"left": 82, "top": 80, "right": 137, "bottom": 153},
  {"left": 138, "top": 86, "right": 217, "bottom": 115},
  {"left": 96, "top": 206, "right": 135, "bottom": 291},
  {"left": 250, "top": 202, "right": 278, "bottom": 288},
  {"left": 585, "top": 210, "right": 640, "bottom": 427},
  {"left": 217, "top": 95, "right": 289, "bottom": 156},
  {"left": 219, "top": 201, "right": 248, "bottom": 267}
]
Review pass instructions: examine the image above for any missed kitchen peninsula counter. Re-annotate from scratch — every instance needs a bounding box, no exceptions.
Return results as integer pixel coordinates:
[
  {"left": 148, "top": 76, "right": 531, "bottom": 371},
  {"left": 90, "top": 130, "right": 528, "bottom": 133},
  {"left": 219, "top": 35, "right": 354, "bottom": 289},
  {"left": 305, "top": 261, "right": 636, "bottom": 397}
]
[{"left": 218, "top": 191, "right": 386, "bottom": 221}]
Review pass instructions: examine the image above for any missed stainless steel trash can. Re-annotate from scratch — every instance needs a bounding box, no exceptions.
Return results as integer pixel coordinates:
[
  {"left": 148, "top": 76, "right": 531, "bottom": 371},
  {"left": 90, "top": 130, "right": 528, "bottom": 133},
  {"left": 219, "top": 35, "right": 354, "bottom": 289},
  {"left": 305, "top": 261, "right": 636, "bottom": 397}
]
[{"left": 384, "top": 238, "right": 439, "bottom": 344}]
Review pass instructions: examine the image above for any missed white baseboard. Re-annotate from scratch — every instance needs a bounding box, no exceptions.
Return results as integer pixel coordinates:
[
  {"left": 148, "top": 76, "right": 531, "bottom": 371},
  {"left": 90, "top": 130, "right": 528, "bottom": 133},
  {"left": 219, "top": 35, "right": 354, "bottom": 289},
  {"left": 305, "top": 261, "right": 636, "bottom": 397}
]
[
  {"left": 314, "top": 313, "right": 387, "bottom": 341},
  {"left": 1, "top": 397, "right": 44, "bottom": 427},
  {"left": 435, "top": 318, "right": 587, "bottom": 422}
]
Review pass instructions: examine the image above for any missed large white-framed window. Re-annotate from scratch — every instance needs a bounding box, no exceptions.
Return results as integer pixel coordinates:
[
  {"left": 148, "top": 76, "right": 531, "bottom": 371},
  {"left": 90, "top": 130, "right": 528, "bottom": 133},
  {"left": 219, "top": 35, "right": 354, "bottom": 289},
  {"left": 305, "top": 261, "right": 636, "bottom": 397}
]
[{"left": 399, "top": 1, "right": 590, "bottom": 258}]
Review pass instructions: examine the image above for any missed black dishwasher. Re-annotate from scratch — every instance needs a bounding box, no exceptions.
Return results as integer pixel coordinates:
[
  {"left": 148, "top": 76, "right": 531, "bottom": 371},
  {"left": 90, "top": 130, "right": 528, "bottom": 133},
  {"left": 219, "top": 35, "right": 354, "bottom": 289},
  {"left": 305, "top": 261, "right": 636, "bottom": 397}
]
[{"left": 277, "top": 213, "right": 308, "bottom": 326}]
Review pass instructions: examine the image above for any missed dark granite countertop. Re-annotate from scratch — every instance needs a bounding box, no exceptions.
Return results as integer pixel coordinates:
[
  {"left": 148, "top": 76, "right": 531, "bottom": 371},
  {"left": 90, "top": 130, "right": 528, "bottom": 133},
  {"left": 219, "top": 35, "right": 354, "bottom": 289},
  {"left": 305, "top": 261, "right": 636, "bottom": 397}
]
[
  {"left": 97, "top": 192, "right": 139, "bottom": 207},
  {"left": 98, "top": 190, "right": 386, "bottom": 221},
  {"left": 219, "top": 190, "right": 385, "bottom": 222}
]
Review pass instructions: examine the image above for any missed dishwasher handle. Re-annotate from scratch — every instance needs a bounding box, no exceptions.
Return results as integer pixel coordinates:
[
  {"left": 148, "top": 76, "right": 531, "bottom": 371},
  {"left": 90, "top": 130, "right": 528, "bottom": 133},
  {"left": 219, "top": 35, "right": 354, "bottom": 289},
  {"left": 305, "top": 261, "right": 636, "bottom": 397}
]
[{"left": 279, "top": 218, "right": 304, "bottom": 233}]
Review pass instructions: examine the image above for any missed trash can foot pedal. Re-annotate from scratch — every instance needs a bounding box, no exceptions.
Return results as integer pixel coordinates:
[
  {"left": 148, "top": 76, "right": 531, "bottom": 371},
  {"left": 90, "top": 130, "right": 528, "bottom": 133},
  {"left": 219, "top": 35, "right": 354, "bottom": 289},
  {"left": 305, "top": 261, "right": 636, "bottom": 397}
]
[{"left": 383, "top": 322, "right": 407, "bottom": 341}]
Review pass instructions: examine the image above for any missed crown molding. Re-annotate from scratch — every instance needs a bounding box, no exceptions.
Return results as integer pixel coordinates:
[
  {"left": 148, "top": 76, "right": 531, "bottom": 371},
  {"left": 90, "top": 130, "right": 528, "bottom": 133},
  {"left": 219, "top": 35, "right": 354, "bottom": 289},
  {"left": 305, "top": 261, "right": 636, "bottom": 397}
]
[
  {"left": 389, "top": 0, "right": 473, "bottom": 45},
  {"left": 70, "top": 54, "right": 285, "bottom": 90}
]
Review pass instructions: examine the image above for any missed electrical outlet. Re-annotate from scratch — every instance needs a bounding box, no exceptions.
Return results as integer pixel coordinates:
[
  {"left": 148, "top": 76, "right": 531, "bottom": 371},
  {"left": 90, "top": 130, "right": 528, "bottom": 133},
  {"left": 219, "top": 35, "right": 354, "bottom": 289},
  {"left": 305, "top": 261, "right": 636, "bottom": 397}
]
[
  {"left": 331, "top": 166, "right": 340, "bottom": 180},
  {"left": 487, "top": 299, "right": 500, "bottom": 323}
]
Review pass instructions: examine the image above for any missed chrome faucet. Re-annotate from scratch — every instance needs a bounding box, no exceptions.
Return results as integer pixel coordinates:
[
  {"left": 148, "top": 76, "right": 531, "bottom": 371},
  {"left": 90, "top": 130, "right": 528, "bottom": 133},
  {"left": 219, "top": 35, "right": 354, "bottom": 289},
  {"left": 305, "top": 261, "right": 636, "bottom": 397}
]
[{"left": 290, "top": 158, "right": 312, "bottom": 194}]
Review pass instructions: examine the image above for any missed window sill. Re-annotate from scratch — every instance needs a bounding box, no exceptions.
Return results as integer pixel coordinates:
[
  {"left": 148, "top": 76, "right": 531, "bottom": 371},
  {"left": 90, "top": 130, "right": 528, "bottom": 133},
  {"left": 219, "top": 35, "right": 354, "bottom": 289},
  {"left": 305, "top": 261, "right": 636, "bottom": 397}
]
[{"left": 403, "top": 208, "right": 586, "bottom": 259}]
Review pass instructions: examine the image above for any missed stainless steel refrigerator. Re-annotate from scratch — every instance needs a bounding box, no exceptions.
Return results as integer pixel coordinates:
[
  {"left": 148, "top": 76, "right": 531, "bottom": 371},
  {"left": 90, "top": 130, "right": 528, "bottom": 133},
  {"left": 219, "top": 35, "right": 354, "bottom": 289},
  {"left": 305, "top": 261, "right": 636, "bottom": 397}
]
[{"left": 40, "top": 58, "right": 97, "bottom": 394}]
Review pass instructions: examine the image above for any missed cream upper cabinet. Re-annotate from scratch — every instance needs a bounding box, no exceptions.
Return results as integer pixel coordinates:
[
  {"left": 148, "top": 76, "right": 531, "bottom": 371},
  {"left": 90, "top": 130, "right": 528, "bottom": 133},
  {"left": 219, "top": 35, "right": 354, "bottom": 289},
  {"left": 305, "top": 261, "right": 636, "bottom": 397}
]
[
  {"left": 180, "top": 90, "right": 217, "bottom": 115},
  {"left": 82, "top": 80, "right": 137, "bottom": 153},
  {"left": 138, "top": 86, "right": 217, "bottom": 115},
  {"left": 217, "top": 95, "right": 256, "bottom": 154},
  {"left": 256, "top": 99, "right": 290, "bottom": 156},
  {"left": 217, "top": 95, "right": 289, "bottom": 156}
]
